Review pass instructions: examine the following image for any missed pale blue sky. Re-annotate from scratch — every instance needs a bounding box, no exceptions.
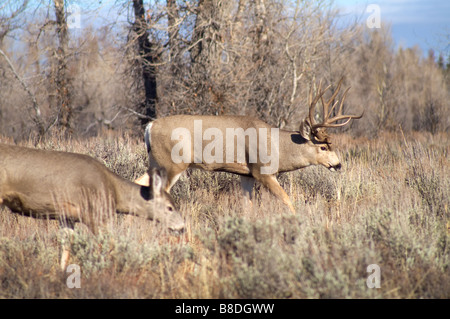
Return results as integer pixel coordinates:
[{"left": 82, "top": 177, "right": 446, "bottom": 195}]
[
  {"left": 9, "top": 0, "right": 447, "bottom": 57},
  {"left": 86, "top": 0, "right": 450, "bottom": 57},
  {"left": 334, "top": 0, "right": 450, "bottom": 56}
]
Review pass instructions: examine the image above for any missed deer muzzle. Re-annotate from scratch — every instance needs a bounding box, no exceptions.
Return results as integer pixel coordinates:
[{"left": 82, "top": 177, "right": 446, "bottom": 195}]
[{"left": 329, "top": 163, "right": 342, "bottom": 172}]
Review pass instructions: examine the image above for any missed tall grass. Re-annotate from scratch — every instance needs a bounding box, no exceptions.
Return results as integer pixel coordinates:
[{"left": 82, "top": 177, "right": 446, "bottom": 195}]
[{"left": 0, "top": 131, "right": 448, "bottom": 298}]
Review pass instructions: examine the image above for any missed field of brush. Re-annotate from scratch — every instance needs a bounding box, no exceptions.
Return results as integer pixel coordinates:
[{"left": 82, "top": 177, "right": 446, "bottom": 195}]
[{"left": 0, "top": 131, "right": 448, "bottom": 299}]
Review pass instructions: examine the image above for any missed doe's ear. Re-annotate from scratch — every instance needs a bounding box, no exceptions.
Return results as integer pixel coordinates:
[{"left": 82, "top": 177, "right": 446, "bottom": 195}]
[
  {"left": 150, "top": 168, "right": 168, "bottom": 195},
  {"left": 299, "top": 119, "right": 312, "bottom": 141}
]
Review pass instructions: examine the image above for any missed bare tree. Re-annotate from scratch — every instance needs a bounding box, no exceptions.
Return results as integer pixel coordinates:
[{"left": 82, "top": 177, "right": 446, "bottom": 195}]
[
  {"left": 188, "top": 0, "right": 227, "bottom": 114},
  {"left": 131, "top": 0, "right": 159, "bottom": 123},
  {"left": 53, "top": 0, "right": 73, "bottom": 132},
  {"left": 0, "top": 1, "right": 29, "bottom": 46},
  {"left": 0, "top": 0, "right": 447, "bottom": 139},
  {"left": 166, "top": 0, "right": 180, "bottom": 61},
  {"left": 0, "top": 49, "right": 45, "bottom": 137}
]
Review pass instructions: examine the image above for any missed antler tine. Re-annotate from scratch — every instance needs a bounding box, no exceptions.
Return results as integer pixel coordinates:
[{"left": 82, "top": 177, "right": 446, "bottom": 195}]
[
  {"left": 314, "top": 84, "right": 333, "bottom": 124},
  {"left": 309, "top": 78, "right": 342, "bottom": 130},
  {"left": 328, "top": 99, "right": 340, "bottom": 119},
  {"left": 320, "top": 78, "right": 343, "bottom": 122},
  {"left": 309, "top": 79, "right": 328, "bottom": 126},
  {"left": 326, "top": 78, "right": 343, "bottom": 112},
  {"left": 329, "top": 86, "right": 351, "bottom": 119},
  {"left": 319, "top": 111, "right": 364, "bottom": 128},
  {"left": 327, "top": 87, "right": 363, "bottom": 127},
  {"left": 308, "top": 82, "right": 315, "bottom": 125},
  {"left": 311, "top": 78, "right": 363, "bottom": 129}
]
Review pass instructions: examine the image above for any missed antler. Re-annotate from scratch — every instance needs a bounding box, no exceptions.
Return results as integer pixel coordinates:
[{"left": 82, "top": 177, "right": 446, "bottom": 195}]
[{"left": 308, "top": 77, "right": 363, "bottom": 130}]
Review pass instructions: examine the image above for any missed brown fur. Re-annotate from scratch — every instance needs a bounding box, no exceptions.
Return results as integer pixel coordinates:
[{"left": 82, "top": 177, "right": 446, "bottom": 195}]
[
  {"left": 137, "top": 115, "right": 345, "bottom": 213},
  {"left": 0, "top": 143, "right": 185, "bottom": 233}
]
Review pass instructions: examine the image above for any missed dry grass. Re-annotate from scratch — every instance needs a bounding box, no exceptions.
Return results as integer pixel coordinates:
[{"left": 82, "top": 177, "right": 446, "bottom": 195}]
[{"left": 0, "top": 131, "right": 448, "bottom": 298}]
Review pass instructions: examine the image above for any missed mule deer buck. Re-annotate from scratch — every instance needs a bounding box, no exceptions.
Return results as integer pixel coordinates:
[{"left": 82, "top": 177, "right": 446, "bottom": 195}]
[
  {"left": 135, "top": 78, "right": 363, "bottom": 212},
  {"left": 0, "top": 144, "right": 185, "bottom": 270}
]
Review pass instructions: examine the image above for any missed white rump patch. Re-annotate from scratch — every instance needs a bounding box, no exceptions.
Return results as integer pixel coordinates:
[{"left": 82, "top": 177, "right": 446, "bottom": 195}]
[{"left": 144, "top": 122, "right": 154, "bottom": 154}]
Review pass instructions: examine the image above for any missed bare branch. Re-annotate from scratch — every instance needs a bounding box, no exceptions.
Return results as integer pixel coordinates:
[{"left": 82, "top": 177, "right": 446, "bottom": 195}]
[
  {"left": 115, "top": 104, "right": 154, "bottom": 121},
  {"left": 0, "top": 48, "right": 45, "bottom": 136}
]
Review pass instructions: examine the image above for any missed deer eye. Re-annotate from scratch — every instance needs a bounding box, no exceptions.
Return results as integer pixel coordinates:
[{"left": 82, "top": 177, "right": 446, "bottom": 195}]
[
  {"left": 320, "top": 146, "right": 327, "bottom": 151},
  {"left": 168, "top": 206, "right": 173, "bottom": 212}
]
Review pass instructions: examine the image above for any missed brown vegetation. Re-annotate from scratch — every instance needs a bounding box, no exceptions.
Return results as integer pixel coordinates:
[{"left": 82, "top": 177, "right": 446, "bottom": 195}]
[
  {"left": 0, "top": 131, "right": 448, "bottom": 298},
  {"left": 0, "top": 0, "right": 448, "bottom": 299}
]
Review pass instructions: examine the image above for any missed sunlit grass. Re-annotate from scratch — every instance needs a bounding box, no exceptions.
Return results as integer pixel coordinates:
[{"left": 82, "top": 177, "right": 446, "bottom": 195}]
[{"left": 0, "top": 131, "right": 448, "bottom": 298}]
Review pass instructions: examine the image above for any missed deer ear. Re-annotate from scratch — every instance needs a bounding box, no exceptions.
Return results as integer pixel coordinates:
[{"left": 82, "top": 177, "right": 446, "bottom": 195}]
[
  {"left": 150, "top": 168, "right": 168, "bottom": 195},
  {"left": 299, "top": 119, "right": 312, "bottom": 141}
]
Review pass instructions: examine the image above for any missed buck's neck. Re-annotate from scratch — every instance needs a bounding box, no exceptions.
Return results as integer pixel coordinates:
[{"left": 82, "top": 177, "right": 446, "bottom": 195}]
[{"left": 277, "top": 130, "right": 316, "bottom": 172}]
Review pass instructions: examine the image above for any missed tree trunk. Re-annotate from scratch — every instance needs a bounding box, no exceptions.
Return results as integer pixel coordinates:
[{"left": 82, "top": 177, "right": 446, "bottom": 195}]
[
  {"left": 132, "top": 0, "right": 158, "bottom": 122},
  {"left": 54, "top": 0, "right": 72, "bottom": 131},
  {"left": 253, "top": 0, "right": 268, "bottom": 63},
  {"left": 167, "top": 0, "right": 179, "bottom": 59},
  {"left": 190, "top": 0, "right": 222, "bottom": 69}
]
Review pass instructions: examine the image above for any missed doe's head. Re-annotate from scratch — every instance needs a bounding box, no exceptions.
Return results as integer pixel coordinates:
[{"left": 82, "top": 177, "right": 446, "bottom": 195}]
[{"left": 147, "top": 168, "right": 185, "bottom": 234}]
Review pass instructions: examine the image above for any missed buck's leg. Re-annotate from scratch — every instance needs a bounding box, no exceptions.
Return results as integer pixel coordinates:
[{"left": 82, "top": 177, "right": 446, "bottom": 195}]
[
  {"left": 58, "top": 201, "right": 81, "bottom": 271},
  {"left": 135, "top": 152, "right": 161, "bottom": 186},
  {"left": 240, "top": 175, "right": 255, "bottom": 210},
  {"left": 165, "top": 169, "right": 185, "bottom": 192},
  {"left": 253, "top": 173, "right": 295, "bottom": 213},
  {"left": 59, "top": 220, "right": 75, "bottom": 271},
  {"left": 0, "top": 171, "right": 6, "bottom": 205}
]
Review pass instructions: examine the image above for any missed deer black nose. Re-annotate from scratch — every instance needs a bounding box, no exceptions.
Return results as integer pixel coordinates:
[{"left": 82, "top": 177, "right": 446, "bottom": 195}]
[{"left": 334, "top": 163, "right": 342, "bottom": 170}]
